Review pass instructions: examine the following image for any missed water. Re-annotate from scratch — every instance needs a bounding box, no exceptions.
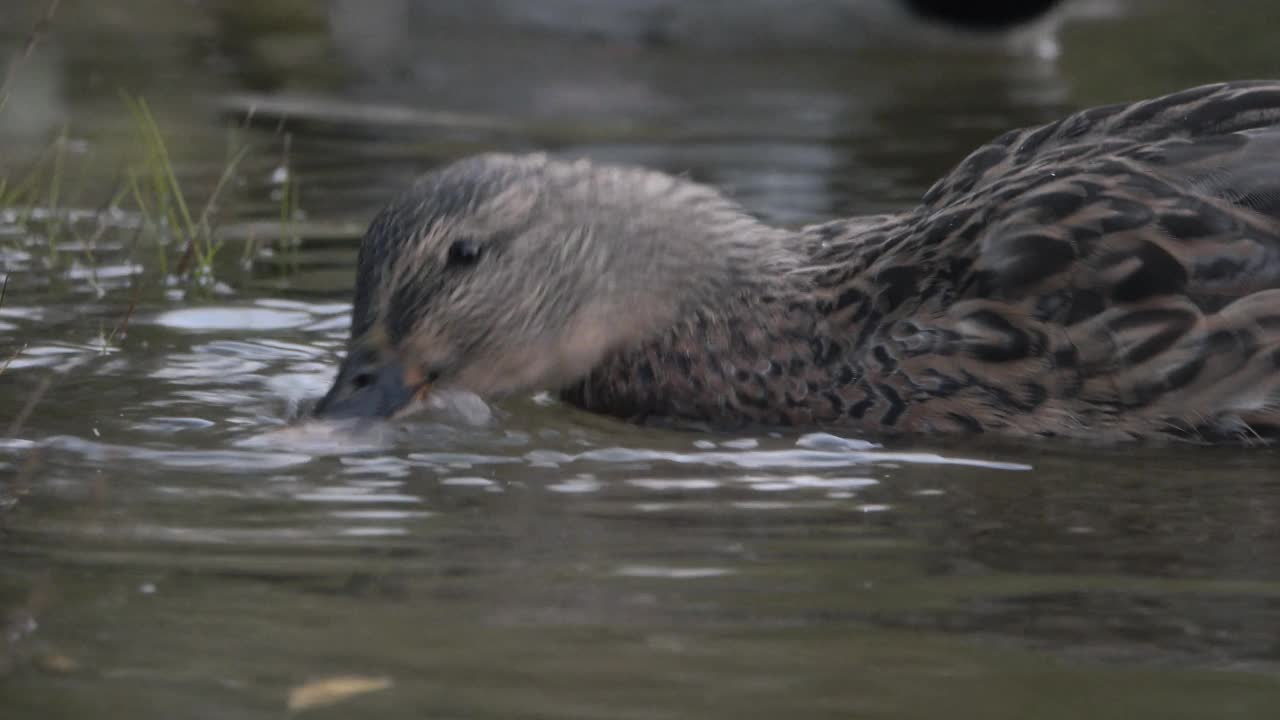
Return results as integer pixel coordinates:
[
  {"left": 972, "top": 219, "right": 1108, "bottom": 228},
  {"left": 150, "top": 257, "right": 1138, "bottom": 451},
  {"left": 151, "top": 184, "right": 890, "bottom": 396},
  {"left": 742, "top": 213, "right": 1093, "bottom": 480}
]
[{"left": 4, "top": 0, "right": 1280, "bottom": 717}]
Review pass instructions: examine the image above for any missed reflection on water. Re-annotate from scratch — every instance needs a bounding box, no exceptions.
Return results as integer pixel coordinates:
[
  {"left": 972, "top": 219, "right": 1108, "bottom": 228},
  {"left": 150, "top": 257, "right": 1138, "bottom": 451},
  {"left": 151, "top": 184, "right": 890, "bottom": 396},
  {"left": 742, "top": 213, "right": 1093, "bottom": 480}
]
[{"left": 4, "top": 0, "right": 1280, "bottom": 717}]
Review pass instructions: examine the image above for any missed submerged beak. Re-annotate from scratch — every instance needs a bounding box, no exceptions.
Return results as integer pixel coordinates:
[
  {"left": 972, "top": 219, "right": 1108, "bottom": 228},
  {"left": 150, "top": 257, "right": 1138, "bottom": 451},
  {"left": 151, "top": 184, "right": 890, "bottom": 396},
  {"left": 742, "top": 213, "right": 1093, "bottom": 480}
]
[{"left": 312, "top": 354, "right": 428, "bottom": 420}]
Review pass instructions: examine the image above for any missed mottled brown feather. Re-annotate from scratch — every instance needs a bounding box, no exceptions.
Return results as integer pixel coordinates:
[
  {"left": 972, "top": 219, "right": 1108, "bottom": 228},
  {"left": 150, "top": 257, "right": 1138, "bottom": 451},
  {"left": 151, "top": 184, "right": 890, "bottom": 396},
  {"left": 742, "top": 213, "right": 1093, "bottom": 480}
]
[
  {"left": 574, "top": 82, "right": 1280, "bottom": 442},
  {"left": 330, "top": 81, "right": 1280, "bottom": 444}
]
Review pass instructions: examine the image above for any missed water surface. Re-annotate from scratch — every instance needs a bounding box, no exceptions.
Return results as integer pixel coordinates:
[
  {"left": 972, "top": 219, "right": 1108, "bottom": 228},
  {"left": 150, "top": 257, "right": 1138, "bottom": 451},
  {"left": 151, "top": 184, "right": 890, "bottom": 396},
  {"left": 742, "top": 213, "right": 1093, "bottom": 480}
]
[{"left": 4, "top": 0, "right": 1280, "bottom": 717}]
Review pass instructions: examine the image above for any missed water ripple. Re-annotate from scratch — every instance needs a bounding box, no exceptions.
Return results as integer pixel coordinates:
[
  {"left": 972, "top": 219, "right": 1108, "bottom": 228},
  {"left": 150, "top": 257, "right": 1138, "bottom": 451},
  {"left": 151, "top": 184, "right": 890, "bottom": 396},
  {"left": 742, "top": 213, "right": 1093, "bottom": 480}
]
[
  {"left": 551, "top": 443, "right": 1030, "bottom": 472},
  {"left": 614, "top": 565, "right": 736, "bottom": 579},
  {"left": 41, "top": 435, "right": 312, "bottom": 472},
  {"left": 151, "top": 306, "right": 315, "bottom": 331}
]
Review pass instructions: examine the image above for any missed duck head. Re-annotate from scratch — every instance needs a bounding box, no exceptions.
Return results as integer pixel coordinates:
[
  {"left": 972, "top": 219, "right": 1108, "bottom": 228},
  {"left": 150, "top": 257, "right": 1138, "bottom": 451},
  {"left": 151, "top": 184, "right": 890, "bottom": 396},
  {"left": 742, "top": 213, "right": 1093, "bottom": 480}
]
[{"left": 313, "top": 153, "right": 797, "bottom": 420}]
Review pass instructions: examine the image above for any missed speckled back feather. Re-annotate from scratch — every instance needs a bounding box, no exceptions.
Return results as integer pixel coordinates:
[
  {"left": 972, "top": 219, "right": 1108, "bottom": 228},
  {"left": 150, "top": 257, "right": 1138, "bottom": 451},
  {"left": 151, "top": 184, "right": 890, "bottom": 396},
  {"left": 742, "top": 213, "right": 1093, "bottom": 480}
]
[{"left": 568, "top": 81, "right": 1280, "bottom": 443}]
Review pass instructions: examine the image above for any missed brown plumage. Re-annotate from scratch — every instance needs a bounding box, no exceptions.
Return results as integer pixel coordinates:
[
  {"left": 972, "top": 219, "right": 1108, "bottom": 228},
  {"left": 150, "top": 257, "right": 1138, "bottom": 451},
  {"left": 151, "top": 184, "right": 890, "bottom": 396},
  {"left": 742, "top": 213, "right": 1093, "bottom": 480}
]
[{"left": 315, "top": 81, "right": 1280, "bottom": 445}]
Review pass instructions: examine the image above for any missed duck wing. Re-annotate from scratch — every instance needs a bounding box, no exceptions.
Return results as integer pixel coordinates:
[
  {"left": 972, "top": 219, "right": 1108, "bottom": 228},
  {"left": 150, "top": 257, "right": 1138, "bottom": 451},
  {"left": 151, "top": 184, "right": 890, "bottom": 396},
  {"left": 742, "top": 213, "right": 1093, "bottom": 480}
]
[{"left": 838, "top": 82, "right": 1280, "bottom": 442}]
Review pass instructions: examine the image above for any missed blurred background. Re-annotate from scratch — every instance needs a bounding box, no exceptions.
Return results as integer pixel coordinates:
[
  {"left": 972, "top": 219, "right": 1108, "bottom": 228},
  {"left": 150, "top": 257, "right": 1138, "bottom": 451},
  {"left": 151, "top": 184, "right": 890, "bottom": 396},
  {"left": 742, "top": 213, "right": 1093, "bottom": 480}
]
[
  {"left": 3, "top": 0, "right": 1275, "bottom": 230},
  {"left": 4, "top": 1, "right": 1280, "bottom": 718}
]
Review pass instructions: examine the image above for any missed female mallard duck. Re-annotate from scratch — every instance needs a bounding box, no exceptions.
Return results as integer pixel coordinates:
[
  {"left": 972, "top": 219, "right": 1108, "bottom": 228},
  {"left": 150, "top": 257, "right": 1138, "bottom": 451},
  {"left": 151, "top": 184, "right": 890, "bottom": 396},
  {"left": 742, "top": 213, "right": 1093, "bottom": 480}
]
[{"left": 315, "top": 81, "right": 1280, "bottom": 444}]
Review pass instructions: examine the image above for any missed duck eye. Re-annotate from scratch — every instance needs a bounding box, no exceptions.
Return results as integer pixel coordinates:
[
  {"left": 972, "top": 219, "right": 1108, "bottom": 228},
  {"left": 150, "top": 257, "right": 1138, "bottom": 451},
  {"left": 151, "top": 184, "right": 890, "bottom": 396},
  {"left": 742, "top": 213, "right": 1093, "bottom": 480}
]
[
  {"left": 351, "top": 372, "right": 375, "bottom": 389},
  {"left": 446, "top": 238, "right": 483, "bottom": 267}
]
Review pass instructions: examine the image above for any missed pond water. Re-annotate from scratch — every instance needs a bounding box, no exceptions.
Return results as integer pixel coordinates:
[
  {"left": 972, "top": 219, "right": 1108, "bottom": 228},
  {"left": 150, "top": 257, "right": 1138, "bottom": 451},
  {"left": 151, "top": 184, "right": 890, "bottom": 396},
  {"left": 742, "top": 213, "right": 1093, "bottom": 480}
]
[{"left": 4, "top": 0, "right": 1280, "bottom": 717}]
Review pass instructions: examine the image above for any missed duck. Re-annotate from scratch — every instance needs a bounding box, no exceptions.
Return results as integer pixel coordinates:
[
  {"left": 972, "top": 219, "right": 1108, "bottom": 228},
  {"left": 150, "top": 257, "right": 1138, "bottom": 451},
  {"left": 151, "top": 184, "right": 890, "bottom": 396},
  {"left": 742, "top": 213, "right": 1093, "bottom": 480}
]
[{"left": 314, "top": 80, "right": 1280, "bottom": 445}]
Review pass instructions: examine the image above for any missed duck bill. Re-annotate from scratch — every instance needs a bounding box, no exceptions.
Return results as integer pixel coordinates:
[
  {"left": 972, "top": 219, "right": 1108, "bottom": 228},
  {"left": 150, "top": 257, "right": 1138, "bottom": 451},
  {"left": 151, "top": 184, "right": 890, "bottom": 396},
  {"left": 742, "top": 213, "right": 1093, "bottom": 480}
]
[{"left": 312, "top": 357, "right": 429, "bottom": 420}]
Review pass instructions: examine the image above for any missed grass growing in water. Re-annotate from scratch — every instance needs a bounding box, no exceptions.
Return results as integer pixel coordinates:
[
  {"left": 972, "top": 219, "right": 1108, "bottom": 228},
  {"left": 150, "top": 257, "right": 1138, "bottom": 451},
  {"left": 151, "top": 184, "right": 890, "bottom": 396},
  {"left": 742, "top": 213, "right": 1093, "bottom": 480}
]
[
  {"left": 0, "top": 4, "right": 306, "bottom": 298},
  {"left": 0, "top": 0, "right": 304, "bottom": 308},
  {"left": 1, "top": 94, "right": 300, "bottom": 298},
  {"left": 1, "top": 0, "right": 294, "bottom": 293},
  {"left": 121, "top": 94, "right": 251, "bottom": 283}
]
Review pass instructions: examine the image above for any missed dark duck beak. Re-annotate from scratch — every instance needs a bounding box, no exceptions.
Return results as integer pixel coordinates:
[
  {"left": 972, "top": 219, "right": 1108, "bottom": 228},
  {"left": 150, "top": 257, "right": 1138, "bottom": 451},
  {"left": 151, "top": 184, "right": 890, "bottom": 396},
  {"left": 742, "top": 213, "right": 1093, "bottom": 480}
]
[{"left": 312, "top": 352, "right": 429, "bottom": 420}]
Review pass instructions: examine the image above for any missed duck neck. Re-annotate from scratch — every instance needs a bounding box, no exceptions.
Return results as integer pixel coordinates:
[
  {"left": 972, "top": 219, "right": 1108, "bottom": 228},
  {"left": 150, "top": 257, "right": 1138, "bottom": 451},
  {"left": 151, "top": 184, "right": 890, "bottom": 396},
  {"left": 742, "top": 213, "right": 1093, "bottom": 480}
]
[{"left": 560, "top": 230, "right": 838, "bottom": 428}]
